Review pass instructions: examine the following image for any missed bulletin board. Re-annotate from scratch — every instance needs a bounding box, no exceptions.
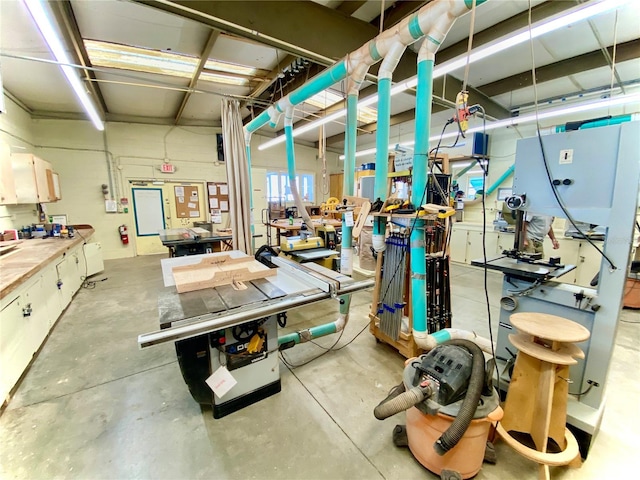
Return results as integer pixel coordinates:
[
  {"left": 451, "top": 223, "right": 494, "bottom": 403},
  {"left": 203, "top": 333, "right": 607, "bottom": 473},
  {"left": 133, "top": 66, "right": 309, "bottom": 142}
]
[
  {"left": 207, "top": 182, "right": 229, "bottom": 213},
  {"left": 174, "top": 185, "right": 201, "bottom": 218}
]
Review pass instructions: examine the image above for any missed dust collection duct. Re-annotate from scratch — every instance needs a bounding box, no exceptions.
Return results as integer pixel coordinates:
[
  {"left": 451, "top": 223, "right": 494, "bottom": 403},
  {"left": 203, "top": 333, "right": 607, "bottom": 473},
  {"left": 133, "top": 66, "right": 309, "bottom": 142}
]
[{"left": 243, "top": 0, "right": 490, "bottom": 347}]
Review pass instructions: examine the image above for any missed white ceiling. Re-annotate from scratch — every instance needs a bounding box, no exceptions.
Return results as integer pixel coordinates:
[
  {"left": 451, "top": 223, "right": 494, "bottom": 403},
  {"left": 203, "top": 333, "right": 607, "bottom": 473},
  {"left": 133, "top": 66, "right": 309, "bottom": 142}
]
[{"left": 1, "top": 0, "right": 639, "bottom": 150}]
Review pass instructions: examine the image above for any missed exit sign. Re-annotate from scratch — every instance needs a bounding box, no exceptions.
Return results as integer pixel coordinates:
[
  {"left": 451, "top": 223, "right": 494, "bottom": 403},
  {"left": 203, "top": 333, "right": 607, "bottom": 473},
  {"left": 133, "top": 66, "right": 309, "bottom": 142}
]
[{"left": 161, "top": 163, "right": 175, "bottom": 173}]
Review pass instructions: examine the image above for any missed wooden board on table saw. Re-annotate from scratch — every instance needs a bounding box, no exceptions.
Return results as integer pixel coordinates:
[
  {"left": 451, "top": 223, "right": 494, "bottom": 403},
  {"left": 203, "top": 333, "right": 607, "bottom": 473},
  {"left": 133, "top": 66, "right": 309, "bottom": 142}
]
[{"left": 172, "top": 254, "right": 276, "bottom": 293}]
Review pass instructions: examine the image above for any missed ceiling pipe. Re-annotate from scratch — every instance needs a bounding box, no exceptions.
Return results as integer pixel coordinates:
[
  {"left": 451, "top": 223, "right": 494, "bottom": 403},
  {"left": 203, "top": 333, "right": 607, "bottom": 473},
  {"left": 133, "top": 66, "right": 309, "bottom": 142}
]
[
  {"left": 242, "top": 0, "right": 489, "bottom": 349},
  {"left": 284, "top": 106, "right": 315, "bottom": 233}
]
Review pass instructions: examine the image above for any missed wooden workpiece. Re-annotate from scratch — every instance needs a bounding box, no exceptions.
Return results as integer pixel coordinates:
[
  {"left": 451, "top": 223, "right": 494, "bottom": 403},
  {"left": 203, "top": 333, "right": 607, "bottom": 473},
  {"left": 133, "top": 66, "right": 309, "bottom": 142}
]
[
  {"left": 172, "top": 254, "right": 275, "bottom": 293},
  {"left": 0, "top": 228, "right": 94, "bottom": 300}
]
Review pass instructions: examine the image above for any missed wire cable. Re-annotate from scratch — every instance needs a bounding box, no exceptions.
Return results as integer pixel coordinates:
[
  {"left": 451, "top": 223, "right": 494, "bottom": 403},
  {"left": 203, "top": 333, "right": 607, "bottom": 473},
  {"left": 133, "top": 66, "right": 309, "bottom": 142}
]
[
  {"left": 526, "top": 0, "right": 616, "bottom": 271},
  {"left": 477, "top": 106, "right": 501, "bottom": 388}
]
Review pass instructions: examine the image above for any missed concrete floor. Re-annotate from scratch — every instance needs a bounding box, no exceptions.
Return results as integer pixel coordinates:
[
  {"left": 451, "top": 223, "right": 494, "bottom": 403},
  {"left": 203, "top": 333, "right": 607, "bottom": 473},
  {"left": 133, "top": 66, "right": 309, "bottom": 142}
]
[{"left": 1, "top": 254, "right": 639, "bottom": 479}]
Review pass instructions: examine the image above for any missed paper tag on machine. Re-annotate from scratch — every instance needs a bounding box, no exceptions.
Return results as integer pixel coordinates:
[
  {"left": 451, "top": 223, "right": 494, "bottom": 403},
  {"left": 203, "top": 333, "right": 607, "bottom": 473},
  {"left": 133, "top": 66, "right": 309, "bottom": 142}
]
[{"left": 206, "top": 366, "right": 237, "bottom": 398}]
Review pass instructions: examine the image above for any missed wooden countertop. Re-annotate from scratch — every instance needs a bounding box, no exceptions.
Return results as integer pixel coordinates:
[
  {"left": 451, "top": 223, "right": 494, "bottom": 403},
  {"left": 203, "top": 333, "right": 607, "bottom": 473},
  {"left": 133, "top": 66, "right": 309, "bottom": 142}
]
[
  {"left": 0, "top": 228, "right": 94, "bottom": 301},
  {"left": 269, "top": 219, "right": 342, "bottom": 231}
]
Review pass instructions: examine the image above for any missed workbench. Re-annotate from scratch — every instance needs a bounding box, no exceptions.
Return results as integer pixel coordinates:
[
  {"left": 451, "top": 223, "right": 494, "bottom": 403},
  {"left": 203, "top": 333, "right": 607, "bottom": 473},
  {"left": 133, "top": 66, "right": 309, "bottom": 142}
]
[
  {"left": 268, "top": 218, "right": 342, "bottom": 246},
  {"left": 159, "top": 228, "right": 231, "bottom": 257},
  {"left": 0, "top": 228, "right": 95, "bottom": 300}
]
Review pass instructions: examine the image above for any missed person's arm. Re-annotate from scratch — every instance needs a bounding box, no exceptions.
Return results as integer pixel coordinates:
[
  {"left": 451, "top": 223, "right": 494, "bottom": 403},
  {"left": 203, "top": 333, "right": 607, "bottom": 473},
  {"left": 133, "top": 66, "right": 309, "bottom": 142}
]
[
  {"left": 547, "top": 222, "right": 560, "bottom": 249},
  {"left": 522, "top": 219, "right": 529, "bottom": 248}
]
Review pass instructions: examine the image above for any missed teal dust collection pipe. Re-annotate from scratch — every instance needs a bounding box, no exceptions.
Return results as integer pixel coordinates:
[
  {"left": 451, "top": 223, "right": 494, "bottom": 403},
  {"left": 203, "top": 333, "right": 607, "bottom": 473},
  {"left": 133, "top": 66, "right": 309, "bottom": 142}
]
[
  {"left": 245, "top": 61, "right": 348, "bottom": 134},
  {"left": 284, "top": 124, "right": 297, "bottom": 184},
  {"left": 374, "top": 77, "right": 392, "bottom": 237},
  {"left": 485, "top": 164, "right": 514, "bottom": 196},
  {"left": 278, "top": 321, "right": 338, "bottom": 346},
  {"left": 410, "top": 58, "right": 434, "bottom": 335}
]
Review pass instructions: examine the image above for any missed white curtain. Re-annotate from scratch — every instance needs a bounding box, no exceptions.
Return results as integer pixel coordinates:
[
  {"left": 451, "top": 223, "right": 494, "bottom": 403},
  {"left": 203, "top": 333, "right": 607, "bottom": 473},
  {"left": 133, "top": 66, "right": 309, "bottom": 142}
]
[{"left": 221, "top": 99, "right": 252, "bottom": 254}]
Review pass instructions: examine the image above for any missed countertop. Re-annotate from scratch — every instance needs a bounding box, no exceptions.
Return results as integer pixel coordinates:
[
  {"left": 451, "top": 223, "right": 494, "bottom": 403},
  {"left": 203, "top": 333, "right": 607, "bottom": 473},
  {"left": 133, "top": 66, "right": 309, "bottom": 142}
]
[{"left": 0, "top": 228, "right": 94, "bottom": 301}]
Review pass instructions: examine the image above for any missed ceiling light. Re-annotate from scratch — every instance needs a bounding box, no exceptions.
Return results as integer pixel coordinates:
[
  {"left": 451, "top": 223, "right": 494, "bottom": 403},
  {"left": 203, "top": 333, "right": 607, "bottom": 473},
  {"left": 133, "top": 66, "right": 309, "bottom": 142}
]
[
  {"left": 200, "top": 72, "right": 248, "bottom": 86},
  {"left": 343, "top": 92, "right": 640, "bottom": 159},
  {"left": 257, "top": 0, "right": 631, "bottom": 151},
  {"left": 24, "top": 0, "right": 103, "bottom": 130},
  {"left": 203, "top": 59, "right": 255, "bottom": 76}
]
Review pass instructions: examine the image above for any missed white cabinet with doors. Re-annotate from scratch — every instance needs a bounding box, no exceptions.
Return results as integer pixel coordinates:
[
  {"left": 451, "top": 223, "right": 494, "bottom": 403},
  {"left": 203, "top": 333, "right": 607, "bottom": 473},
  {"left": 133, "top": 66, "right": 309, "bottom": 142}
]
[
  {"left": 0, "top": 140, "right": 17, "bottom": 205},
  {"left": 0, "top": 235, "right": 99, "bottom": 404},
  {"left": 9, "top": 153, "right": 59, "bottom": 204}
]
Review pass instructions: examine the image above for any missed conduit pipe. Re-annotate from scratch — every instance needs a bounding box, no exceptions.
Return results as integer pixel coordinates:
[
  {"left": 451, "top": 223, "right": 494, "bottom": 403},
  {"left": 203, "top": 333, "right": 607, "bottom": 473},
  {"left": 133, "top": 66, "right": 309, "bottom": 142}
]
[{"left": 284, "top": 107, "right": 315, "bottom": 232}]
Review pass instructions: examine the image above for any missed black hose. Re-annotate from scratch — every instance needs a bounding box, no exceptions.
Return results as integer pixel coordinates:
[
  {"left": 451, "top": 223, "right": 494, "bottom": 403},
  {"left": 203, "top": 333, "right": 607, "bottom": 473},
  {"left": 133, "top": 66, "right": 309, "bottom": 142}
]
[{"left": 433, "top": 339, "right": 486, "bottom": 456}]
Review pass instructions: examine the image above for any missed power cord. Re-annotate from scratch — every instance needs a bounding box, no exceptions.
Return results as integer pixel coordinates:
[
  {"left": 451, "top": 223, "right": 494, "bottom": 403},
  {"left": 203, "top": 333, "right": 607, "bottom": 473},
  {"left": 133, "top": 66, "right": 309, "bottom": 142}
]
[{"left": 526, "top": 0, "right": 616, "bottom": 271}]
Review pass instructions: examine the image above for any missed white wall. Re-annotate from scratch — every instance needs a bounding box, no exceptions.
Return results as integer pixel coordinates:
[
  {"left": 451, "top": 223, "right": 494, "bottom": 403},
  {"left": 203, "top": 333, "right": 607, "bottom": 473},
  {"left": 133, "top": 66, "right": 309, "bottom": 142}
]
[
  {"left": 27, "top": 119, "right": 340, "bottom": 260},
  {"left": 0, "top": 95, "right": 39, "bottom": 231}
]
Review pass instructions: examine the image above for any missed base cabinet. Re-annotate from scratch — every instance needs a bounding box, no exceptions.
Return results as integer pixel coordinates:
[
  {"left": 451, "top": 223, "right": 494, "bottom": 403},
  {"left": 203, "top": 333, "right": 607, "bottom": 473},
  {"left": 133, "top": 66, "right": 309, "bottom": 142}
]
[{"left": 0, "top": 240, "right": 95, "bottom": 403}]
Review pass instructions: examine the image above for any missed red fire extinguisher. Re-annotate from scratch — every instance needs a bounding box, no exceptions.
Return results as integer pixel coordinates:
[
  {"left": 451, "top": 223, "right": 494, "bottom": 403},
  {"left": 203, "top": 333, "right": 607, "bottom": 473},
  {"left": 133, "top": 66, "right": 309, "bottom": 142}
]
[{"left": 119, "top": 225, "right": 129, "bottom": 245}]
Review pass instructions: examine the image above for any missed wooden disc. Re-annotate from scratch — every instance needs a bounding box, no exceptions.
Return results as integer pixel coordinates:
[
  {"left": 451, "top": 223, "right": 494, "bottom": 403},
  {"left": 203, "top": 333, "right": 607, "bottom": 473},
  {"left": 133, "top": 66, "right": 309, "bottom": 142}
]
[
  {"left": 508, "top": 334, "right": 581, "bottom": 365},
  {"left": 510, "top": 312, "right": 590, "bottom": 343}
]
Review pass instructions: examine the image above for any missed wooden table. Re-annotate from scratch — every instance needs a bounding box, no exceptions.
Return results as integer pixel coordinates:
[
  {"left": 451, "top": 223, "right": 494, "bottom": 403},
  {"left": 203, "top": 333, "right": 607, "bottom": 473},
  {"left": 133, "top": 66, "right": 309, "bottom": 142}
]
[
  {"left": 269, "top": 218, "right": 342, "bottom": 246},
  {"left": 0, "top": 228, "right": 94, "bottom": 300}
]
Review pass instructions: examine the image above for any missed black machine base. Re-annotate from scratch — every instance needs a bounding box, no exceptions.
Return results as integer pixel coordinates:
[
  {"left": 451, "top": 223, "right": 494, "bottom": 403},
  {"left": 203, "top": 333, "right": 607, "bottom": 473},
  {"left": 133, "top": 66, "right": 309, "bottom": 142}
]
[{"left": 213, "top": 380, "right": 281, "bottom": 419}]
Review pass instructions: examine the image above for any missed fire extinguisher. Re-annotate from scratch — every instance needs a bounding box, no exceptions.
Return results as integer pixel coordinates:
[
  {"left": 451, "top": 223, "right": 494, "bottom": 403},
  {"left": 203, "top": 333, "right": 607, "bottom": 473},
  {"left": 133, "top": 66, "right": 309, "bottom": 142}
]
[{"left": 119, "top": 225, "right": 129, "bottom": 245}]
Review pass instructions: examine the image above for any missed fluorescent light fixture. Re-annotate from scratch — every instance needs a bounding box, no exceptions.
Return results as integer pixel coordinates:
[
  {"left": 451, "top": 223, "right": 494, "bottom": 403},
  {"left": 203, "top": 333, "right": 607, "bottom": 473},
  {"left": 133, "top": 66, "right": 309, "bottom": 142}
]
[
  {"left": 24, "top": 0, "right": 104, "bottom": 130},
  {"left": 344, "top": 92, "right": 640, "bottom": 159},
  {"left": 204, "top": 59, "right": 255, "bottom": 76},
  {"left": 304, "top": 90, "right": 377, "bottom": 124},
  {"left": 257, "top": 0, "right": 631, "bottom": 151},
  {"left": 433, "top": 0, "right": 633, "bottom": 78},
  {"left": 200, "top": 71, "right": 248, "bottom": 86}
]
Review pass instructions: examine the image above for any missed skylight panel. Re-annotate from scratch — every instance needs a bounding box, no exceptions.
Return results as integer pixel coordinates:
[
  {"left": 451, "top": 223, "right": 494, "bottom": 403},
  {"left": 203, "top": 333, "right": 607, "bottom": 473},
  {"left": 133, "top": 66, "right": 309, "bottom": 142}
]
[{"left": 304, "top": 89, "right": 378, "bottom": 124}]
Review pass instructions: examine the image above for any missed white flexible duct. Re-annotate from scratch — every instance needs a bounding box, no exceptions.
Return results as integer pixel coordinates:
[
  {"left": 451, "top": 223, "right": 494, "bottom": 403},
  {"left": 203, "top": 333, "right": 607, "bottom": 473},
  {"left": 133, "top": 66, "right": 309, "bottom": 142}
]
[{"left": 414, "top": 328, "right": 495, "bottom": 354}]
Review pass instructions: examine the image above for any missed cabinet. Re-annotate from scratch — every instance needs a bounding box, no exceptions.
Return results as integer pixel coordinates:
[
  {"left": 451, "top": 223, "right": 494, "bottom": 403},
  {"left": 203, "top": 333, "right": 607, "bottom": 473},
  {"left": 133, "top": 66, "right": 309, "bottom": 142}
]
[
  {"left": 0, "top": 239, "right": 93, "bottom": 403},
  {"left": 0, "top": 140, "right": 17, "bottom": 204},
  {"left": 10, "top": 153, "right": 59, "bottom": 203}
]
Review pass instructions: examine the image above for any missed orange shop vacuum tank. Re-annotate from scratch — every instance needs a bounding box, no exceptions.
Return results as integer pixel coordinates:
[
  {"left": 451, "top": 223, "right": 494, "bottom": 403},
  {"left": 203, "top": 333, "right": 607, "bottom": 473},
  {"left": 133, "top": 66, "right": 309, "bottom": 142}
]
[{"left": 374, "top": 340, "right": 503, "bottom": 480}]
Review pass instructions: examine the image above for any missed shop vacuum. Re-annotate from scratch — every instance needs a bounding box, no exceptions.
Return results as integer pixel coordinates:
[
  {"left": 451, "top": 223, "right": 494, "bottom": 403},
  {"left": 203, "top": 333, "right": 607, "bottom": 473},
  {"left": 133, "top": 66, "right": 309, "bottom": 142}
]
[{"left": 374, "top": 340, "right": 503, "bottom": 480}]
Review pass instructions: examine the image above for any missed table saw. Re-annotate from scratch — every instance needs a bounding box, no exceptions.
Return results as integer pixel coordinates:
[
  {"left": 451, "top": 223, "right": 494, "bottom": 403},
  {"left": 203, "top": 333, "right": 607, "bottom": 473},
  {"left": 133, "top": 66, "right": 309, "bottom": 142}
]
[{"left": 138, "top": 250, "right": 373, "bottom": 418}]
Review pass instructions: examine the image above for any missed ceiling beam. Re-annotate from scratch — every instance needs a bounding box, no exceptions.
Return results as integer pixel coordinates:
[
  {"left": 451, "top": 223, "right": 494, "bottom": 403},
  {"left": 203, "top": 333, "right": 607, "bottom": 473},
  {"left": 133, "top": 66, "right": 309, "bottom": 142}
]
[
  {"left": 50, "top": 0, "right": 108, "bottom": 115},
  {"left": 477, "top": 38, "right": 640, "bottom": 98},
  {"left": 175, "top": 29, "right": 220, "bottom": 124},
  {"left": 371, "top": 1, "right": 431, "bottom": 31},
  {"left": 247, "top": 54, "right": 297, "bottom": 100},
  {"left": 336, "top": 1, "right": 368, "bottom": 16},
  {"left": 436, "top": 0, "right": 574, "bottom": 64},
  {"left": 135, "top": 0, "right": 380, "bottom": 66}
]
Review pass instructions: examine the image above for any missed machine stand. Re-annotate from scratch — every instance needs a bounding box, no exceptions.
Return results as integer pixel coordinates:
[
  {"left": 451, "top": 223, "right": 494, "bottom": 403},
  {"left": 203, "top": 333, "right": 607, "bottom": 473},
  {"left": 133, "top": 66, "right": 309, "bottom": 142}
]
[{"left": 213, "top": 380, "right": 281, "bottom": 419}]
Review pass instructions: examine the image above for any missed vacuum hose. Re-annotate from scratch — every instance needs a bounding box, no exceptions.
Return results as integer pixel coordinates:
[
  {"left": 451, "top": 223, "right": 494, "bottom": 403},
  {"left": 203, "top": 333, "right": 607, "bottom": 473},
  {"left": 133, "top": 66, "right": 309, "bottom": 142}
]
[
  {"left": 433, "top": 339, "right": 486, "bottom": 456},
  {"left": 374, "top": 383, "right": 432, "bottom": 420}
]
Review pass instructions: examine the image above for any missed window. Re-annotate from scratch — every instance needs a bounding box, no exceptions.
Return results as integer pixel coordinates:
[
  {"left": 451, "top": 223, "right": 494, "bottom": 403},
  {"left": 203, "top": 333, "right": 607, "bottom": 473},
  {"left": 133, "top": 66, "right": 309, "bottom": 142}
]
[
  {"left": 467, "top": 176, "right": 484, "bottom": 198},
  {"left": 267, "top": 171, "right": 315, "bottom": 203}
]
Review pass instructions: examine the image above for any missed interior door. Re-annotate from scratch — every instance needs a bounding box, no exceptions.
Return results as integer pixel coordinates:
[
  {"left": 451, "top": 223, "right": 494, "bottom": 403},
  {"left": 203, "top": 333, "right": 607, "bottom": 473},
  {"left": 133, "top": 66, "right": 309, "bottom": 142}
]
[
  {"left": 131, "top": 186, "right": 166, "bottom": 256},
  {"left": 251, "top": 168, "right": 267, "bottom": 249}
]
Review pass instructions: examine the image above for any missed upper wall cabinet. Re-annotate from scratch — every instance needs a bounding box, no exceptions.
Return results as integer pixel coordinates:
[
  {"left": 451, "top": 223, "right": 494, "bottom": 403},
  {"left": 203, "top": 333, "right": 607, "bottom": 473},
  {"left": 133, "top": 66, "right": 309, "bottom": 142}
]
[
  {"left": 9, "top": 153, "right": 59, "bottom": 204},
  {"left": 0, "top": 140, "right": 17, "bottom": 205}
]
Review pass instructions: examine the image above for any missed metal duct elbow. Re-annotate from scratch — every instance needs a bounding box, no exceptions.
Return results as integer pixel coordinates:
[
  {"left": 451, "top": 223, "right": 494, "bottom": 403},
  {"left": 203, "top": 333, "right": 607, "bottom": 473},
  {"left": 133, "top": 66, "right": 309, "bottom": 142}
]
[
  {"left": 334, "top": 313, "right": 348, "bottom": 332},
  {"left": 372, "top": 234, "right": 386, "bottom": 252}
]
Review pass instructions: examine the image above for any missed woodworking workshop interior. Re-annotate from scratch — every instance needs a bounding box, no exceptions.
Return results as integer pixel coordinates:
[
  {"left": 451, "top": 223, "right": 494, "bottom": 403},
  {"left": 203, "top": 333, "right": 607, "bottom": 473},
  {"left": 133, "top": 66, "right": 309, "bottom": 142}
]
[{"left": 1, "top": 0, "right": 640, "bottom": 479}]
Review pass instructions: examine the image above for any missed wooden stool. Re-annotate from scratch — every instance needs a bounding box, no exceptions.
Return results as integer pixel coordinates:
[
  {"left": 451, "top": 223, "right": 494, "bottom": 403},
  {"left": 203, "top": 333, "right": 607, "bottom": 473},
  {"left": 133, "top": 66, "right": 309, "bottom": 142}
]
[{"left": 496, "top": 312, "right": 590, "bottom": 480}]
